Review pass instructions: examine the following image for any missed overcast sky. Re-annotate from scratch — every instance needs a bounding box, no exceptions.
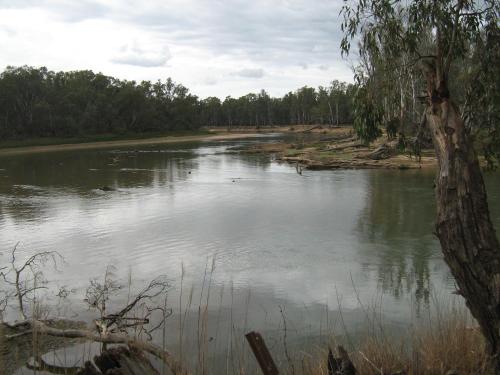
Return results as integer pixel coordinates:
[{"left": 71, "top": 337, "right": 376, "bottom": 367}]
[{"left": 0, "top": 0, "right": 355, "bottom": 99}]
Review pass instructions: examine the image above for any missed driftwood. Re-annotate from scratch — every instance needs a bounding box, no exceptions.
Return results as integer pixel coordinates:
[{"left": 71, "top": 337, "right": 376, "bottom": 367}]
[
  {"left": 77, "top": 347, "right": 158, "bottom": 375},
  {"left": 0, "top": 246, "right": 187, "bottom": 375},
  {"left": 302, "top": 125, "right": 322, "bottom": 133},
  {"left": 325, "top": 141, "right": 364, "bottom": 152},
  {"left": 367, "top": 143, "right": 394, "bottom": 160},
  {"left": 327, "top": 346, "right": 356, "bottom": 375},
  {"left": 245, "top": 331, "right": 279, "bottom": 375},
  {"left": 3, "top": 319, "right": 186, "bottom": 374}
]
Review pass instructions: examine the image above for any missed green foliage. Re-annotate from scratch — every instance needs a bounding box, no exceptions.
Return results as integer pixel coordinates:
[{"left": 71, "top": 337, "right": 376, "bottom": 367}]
[
  {"left": 0, "top": 66, "right": 202, "bottom": 139},
  {"left": 353, "top": 83, "right": 383, "bottom": 144},
  {"left": 0, "top": 66, "right": 356, "bottom": 141},
  {"left": 340, "top": 0, "right": 499, "bottom": 157}
]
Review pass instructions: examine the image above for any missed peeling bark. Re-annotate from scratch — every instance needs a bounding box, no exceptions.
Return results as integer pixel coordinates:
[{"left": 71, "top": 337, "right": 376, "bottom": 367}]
[{"left": 425, "top": 72, "right": 500, "bottom": 372}]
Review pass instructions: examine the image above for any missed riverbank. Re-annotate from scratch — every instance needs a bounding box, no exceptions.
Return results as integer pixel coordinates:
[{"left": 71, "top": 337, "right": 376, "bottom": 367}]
[
  {"left": 0, "top": 130, "right": 262, "bottom": 156},
  {"left": 235, "top": 126, "right": 437, "bottom": 170},
  {"left": 2, "top": 301, "right": 489, "bottom": 375}
]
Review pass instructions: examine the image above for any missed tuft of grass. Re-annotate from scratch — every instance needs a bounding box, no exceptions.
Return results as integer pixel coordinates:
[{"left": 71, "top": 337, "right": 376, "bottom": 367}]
[{"left": 302, "top": 310, "right": 489, "bottom": 375}]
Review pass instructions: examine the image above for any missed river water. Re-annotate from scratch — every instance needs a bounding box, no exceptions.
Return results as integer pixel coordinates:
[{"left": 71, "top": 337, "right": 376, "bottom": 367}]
[{"left": 1, "top": 135, "right": 499, "bottom": 372}]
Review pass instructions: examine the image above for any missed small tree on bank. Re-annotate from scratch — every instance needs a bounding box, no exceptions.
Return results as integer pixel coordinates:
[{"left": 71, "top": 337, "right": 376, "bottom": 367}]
[{"left": 341, "top": 0, "right": 500, "bottom": 372}]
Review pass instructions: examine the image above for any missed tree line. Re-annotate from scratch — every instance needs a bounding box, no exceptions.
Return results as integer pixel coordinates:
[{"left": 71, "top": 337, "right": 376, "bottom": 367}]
[{"left": 0, "top": 65, "right": 355, "bottom": 140}]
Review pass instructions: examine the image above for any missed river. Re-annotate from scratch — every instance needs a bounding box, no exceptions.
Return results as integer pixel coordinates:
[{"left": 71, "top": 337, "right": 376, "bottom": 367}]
[{"left": 1, "top": 134, "right": 499, "bottom": 373}]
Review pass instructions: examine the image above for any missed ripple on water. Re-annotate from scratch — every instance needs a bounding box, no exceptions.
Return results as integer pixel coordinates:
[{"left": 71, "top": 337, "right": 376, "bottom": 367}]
[{"left": 1, "top": 139, "right": 499, "bottom": 342}]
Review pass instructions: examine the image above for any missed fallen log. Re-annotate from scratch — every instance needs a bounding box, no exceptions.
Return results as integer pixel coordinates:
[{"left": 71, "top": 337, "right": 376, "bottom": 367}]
[
  {"left": 76, "top": 347, "right": 158, "bottom": 375},
  {"left": 3, "top": 319, "right": 187, "bottom": 375},
  {"left": 367, "top": 143, "right": 394, "bottom": 160},
  {"left": 325, "top": 142, "right": 364, "bottom": 151},
  {"left": 327, "top": 346, "right": 356, "bottom": 375},
  {"left": 302, "top": 125, "right": 322, "bottom": 133}
]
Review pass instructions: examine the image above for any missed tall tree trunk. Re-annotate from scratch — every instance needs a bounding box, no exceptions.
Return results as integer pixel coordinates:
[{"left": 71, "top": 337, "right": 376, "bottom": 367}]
[
  {"left": 426, "top": 75, "right": 500, "bottom": 372},
  {"left": 336, "top": 101, "right": 339, "bottom": 127},
  {"left": 399, "top": 72, "right": 405, "bottom": 136},
  {"left": 328, "top": 101, "right": 334, "bottom": 127}
]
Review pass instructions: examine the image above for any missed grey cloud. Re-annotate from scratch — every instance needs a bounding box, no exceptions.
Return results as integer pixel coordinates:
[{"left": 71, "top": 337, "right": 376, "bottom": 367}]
[
  {"left": 1, "top": 0, "right": 346, "bottom": 69},
  {"left": 0, "top": 0, "right": 354, "bottom": 98},
  {"left": 232, "top": 68, "right": 265, "bottom": 79},
  {"left": 111, "top": 44, "right": 171, "bottom": 68},
  {"left": 204, "top": 77, "right": 218, "bottom": 86},
  {"left": 105, "top": 0, "right": 344, "bottom": 68},
  {"left": 56, "top": 1, "right": 109, "bottom": 22},
  {"left": 0, "top": 0, "right": 109, "bottom": 22}
]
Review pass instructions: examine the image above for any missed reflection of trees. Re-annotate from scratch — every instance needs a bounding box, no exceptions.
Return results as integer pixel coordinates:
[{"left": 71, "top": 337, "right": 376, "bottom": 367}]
[
  {"left": 357, "top": 170, "right": 437, "bottom": 305},
  {"left": 0, "top": 145, "right": 198, "bottom": 223},
  {"left": 0, "top": 140, "right": 274, "bottom": 224},
  {"left": 232, "top": 152, "right": 272, "bottom": 169},
  {"left": 1, "top": 146, "right": 197, "bottom": 191}
]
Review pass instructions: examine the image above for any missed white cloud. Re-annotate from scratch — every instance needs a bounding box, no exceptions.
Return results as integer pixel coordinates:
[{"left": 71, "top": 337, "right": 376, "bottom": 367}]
[{"left": 0, "top": 0, "right": 354, "bottom": 98}]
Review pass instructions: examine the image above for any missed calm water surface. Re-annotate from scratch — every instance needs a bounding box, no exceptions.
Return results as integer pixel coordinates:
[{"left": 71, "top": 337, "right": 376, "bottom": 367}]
[{"left": 1, "top": 135, "right": 499, "bottom": 371}]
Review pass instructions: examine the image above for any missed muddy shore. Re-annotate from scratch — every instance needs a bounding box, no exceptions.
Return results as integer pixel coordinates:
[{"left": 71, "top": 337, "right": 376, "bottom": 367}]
[{"left": 234, "top": 126, "right": 437, "bottom": 170}]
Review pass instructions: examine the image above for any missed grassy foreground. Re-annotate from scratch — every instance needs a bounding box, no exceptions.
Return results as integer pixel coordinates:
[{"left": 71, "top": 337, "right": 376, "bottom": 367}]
[
  {"left": 306, "top": 313, "right": 488, "bottom": 375},
  {"left": 1, "top": 302, "right": 489, "bottom": 374}
]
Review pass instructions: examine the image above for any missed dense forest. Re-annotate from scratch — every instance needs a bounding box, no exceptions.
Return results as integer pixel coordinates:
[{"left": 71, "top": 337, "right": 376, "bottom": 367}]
[{"left": 0, "top": 66, "right": 354, "bottom": 140}]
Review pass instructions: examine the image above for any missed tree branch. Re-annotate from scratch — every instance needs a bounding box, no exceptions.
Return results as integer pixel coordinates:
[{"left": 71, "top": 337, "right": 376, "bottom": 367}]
[{"left": 5, "top": 319, "right": 189, "bottom": 375}]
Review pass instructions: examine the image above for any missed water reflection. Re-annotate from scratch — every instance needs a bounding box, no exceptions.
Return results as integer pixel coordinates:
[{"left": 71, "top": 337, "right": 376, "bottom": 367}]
[
  {"left": 1, "top": 138, "right": 500, "bottom": 374},
  {"left": 356, "top": 170, "right": 438, "bottom": 306}
]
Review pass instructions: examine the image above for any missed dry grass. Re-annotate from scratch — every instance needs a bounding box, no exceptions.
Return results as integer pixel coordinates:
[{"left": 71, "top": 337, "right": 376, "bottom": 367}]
[
  {"left": 2, "top": 306, "right": 491, "bottom": 375},
  {"left": 301, "top": 311, "right": 490, "bottom": 375},
  {"left": 1, "top": 260, "right": 492, "bottom": 375}
]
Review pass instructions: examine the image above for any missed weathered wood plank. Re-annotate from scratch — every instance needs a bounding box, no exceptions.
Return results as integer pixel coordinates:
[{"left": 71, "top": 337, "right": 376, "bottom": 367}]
[{"left": 245, "top": 331, "right": 279, "bottom": 375}]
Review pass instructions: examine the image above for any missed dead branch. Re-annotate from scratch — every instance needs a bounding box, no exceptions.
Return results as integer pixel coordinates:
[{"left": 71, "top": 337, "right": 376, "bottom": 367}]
[
  {"left": 5, "top": 319, "right": 187, "bottom": 374},
  {"left": 101, "top": 276, "right": 169, "bottom": 332},
  {"left": 1, "top": 247, "right": 187, "bottom": 374},
  {"left": 1, "top": 244, "right": 63, "bottom": 320}
]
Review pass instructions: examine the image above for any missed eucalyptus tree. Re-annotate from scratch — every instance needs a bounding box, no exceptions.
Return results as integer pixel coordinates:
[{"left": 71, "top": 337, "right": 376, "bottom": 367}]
[
  {"left": 0, "top": 65, "right": 357, "bottom": 137},
  {"left": 316, "top": 86, "right": 333, "bottom": 125},
  {"left": 342, "top": 0, "right": 500, "bottom": 369},
  {"left": 330, "top": 80, "right": 348, "bottom": 126},
  {"left": 200, "top": 97, "right": 222, "bottom": 127}
]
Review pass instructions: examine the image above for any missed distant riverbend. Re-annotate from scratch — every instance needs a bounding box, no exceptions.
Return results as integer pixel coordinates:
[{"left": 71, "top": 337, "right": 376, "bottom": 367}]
[{"left": 0, "top": 131, "right": 264, "bottom": 156}]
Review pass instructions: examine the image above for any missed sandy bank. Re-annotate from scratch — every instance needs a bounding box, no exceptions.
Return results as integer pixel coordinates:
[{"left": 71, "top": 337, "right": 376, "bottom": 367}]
[
  {"left": 0, "top": 132, "right": 260, "bottom": 157},
  {"left": 236, "top": 126, "right": 438, "bottom": 170}
]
